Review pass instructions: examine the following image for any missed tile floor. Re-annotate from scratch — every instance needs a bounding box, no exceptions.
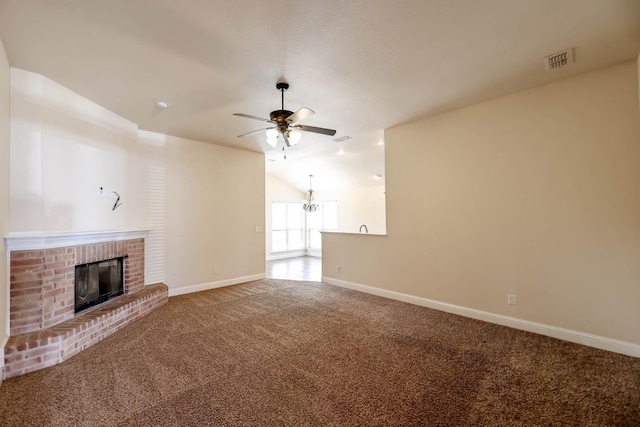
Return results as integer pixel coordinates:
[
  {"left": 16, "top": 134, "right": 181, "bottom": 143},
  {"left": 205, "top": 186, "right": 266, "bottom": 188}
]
[{"left": 266, "top": 256, "right": 322, "bottom": 282}]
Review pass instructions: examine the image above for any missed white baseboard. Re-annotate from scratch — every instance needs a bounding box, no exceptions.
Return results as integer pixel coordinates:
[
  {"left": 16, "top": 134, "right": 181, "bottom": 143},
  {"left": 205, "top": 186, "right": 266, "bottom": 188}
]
[
  {"left": 306, "top": 249, "right": 322, "bottom": 258},
  {"left": 266, "top": 249, "right": 321, "bottom": 261},
  {"left": 266, "top": 251, "right": 306, "bottom": 261},
  {"left": 322, "top": 276, "right": 640, "bottom": 358},
  {"left": 168, "top": 273, "right": 266, "bottom": 297}
]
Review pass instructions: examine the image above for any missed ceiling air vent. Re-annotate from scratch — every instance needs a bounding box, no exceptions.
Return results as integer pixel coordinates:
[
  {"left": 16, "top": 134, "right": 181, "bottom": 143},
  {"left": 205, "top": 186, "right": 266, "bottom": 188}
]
[
  {"left": 333, "top": 135, "right": 352, "bottom": 143},
  {"left": 544, "top": 49, "right": 573, "bottom": 71}
]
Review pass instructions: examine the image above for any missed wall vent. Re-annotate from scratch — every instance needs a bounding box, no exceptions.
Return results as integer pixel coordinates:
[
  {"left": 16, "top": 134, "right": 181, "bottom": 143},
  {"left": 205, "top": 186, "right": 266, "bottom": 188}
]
[{"left": 544, "top": 49, "right": 573, "bottom": 71}]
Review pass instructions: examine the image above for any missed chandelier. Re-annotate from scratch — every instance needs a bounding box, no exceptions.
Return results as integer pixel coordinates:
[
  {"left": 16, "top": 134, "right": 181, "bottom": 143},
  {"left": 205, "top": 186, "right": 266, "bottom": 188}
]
[{"left": 303, "top": 175, "right": 319, "bottom": 212}]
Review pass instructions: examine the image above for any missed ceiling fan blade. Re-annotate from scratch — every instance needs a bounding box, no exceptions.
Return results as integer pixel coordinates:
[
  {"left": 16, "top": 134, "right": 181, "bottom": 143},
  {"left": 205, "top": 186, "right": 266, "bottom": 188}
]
[
  {"left": 294, "top": 124, "right": 337, "bottom": 136},
  {"left": 233, "top": 113, "right": 273, "bottom": 123},
  {"left": 282, "top": 132, "right": 292, "bottom": 147},
  {"left": 237, "top": 128, "right": 268, "bottom": 138},
  {"left": 286, "top": 107, "right": 314, "bottom": 124}
]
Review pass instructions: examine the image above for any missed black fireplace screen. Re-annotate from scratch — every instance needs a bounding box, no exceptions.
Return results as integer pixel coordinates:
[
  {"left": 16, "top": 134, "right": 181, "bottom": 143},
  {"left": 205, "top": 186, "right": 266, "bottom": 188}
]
[{"left": 74, "top": 257, "right": 124, "bottom": 313}]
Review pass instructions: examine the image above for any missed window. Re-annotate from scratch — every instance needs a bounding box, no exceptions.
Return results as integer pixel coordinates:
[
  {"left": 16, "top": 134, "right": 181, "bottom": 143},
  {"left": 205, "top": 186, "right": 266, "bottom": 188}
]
[
  {"left": 308, "top": 201, "right": 337, "bottom": 249},
  {"left": 272, "top": 202, "right": 304, "bottom": 252}
]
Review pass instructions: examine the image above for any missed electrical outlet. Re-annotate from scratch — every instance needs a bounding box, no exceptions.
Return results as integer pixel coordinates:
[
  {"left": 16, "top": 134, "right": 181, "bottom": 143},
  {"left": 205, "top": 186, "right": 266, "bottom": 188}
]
[
  {"left": 214, "top": 267, "right": 219, "bottom": 275},
  {"left": 335, "top": 265, "right": 341, "bottom": 273},
  {"left": 508, "top": 294, "right": 517, "bottom": 305}
]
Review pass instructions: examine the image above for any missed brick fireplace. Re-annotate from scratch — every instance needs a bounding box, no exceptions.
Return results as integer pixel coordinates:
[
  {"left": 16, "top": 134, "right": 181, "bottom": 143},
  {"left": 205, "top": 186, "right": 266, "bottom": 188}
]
[{"left": 3, "top": 230, "right": 168, "bottom": 379}]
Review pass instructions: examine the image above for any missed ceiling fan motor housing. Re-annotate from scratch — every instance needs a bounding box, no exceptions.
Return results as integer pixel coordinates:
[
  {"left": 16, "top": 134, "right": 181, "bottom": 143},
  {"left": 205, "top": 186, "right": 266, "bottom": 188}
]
[{"left": 270, "top": 110, "right": 294, "bottom": 132}]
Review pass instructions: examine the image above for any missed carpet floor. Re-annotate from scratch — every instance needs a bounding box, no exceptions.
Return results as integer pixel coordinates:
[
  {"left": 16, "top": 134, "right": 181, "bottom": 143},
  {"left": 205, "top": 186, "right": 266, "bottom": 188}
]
[{"left": 1, "top": 279, "right": 639, "bottom": 426}]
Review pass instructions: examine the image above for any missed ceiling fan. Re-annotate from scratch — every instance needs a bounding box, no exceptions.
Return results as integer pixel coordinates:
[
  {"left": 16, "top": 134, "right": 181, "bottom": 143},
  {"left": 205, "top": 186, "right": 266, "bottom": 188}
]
[{"left": 234, "top": 82, "right": 336, "bottom": 148}]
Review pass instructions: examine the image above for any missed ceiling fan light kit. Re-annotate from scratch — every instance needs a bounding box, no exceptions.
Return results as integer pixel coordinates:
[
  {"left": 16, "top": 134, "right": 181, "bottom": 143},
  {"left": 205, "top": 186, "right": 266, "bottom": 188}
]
[
  {"left": 287, "top": 130, "right": 302, "bottom": 146},
  {"left": 234, "top": 81, "right": 336, "bottom": 149},
  {"left": 266, "top": 128, "right": 279, "bottom": 147}
]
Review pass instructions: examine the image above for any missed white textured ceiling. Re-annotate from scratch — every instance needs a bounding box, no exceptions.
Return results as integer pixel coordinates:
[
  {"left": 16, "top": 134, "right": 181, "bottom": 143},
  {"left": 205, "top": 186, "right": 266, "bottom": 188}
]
[{"left": 1, "top": 0, "right": 639, "bottom": 192}]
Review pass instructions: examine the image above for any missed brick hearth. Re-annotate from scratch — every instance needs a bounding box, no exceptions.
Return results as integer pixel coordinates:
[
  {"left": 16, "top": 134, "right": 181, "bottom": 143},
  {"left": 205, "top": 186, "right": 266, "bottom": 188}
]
[
  {"left": 4, "top": 284, "right": 167, "bottom": 379},
  {"left": 4, "top": 234, "right": 168, "bottom": 379}
]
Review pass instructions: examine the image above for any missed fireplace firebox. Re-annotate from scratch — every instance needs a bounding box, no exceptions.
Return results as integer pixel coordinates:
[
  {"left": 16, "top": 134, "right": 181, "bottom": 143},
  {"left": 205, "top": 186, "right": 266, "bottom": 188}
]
[{"left": 75, "top": 257, "right": 125, "bottom": 313}]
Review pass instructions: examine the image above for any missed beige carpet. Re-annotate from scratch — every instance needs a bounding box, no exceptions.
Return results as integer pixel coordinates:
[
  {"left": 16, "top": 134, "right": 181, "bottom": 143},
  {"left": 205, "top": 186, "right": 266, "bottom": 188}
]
[{"left": 1, "top": 279, "right": 639, "bottom": 426}]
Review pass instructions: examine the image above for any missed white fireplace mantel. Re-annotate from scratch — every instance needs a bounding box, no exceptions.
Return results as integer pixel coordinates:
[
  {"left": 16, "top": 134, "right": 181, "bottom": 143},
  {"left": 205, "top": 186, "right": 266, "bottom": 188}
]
[{"left": 5, "top": 229, "right": 151, "bottom": 252}]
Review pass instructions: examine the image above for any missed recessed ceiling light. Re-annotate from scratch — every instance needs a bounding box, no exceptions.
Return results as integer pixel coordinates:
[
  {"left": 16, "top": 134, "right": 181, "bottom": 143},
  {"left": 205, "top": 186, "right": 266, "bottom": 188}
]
[
  {"left": 373, "top": 174, "right": 382, "bottom": 179},
  {"left": 154, "top": 100, "right": 170, "bottom": 109},
  {"left": 377, "top": 141, "right": 385, "bottom": 146},
  {"left": 337, "top": 149, "right": 347, "bottom": 155}
]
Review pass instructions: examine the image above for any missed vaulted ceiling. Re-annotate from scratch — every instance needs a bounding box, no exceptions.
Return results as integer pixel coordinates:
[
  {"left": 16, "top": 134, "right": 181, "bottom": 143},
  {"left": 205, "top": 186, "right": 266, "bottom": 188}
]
[{"left": 1, "top": 0, "right": 639, "bottom": 192}]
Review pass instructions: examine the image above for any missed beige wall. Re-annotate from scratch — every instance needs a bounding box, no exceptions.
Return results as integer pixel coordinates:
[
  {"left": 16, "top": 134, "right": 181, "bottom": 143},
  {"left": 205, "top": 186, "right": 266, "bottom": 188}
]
[
  {"left": 315, "top": 185, "right": 386, "bottom": 235},
  {"left": 265, "top": 174, "right": 305, "bottom": 259},
  {"left": 0, "top": 38, "right": 10, "bottom": 361},
  {"left": 139, "top": 131, "right": 265, "bottom": 291},
  {"left": 324, "top": 61, "right": 640, "bottom": 346}
]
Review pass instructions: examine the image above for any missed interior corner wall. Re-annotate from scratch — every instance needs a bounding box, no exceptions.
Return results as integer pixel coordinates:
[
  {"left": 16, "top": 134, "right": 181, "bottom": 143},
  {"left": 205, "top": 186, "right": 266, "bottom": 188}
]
[
  {"left": 0, "top": 37, "right": 11, "bottom": 370},
  {"left": 9, "top": 68, "right": 141, "bottom": 233},
  {"left": 314, "top": 185, "right": 387, "bottom": 235},
  {"left": 323, "top": 60, "right": 640, "bottom": 346},
  {"left": 8, "top": 67, "right": 265, "bottom": 295},
  {"left": 139, "top": 131, "right": 265, "bottom": 292},
  {"left": 265, "top": 174, "right": 305, "bottom": 260}
]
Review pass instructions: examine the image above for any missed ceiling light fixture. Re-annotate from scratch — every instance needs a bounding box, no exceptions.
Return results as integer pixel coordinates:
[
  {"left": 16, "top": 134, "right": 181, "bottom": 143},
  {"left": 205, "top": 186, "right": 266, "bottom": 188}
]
[
  {"left": 303, "top": 175, "right": 319, "bottom": 212},
  {"left": 337, "top": 149, "right": 347, "bottom": 155},
  {"left": 153, "top": 100, "right": 170, "bottom": 109}
]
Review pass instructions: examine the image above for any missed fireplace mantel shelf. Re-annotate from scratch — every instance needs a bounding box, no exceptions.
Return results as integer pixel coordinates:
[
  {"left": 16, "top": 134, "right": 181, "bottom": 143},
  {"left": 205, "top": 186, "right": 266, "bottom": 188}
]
[{"left": 5, "top": 229, "right": 151, "bottom": 251}]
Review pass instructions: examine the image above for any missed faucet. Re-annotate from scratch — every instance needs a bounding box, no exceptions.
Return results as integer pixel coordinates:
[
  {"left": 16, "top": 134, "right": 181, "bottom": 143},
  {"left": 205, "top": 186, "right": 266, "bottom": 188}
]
[{"left": 359, "top": 224, "right": 368, "bottom": 233}]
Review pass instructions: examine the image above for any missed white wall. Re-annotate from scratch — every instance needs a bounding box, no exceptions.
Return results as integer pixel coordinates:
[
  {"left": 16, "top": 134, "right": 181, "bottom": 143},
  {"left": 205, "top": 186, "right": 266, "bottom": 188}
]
[
  {"left": 10, "top": 69, "right": 141, "bottom": 233},
  {"left": 8, "top": 69, "right": 266, "bottom": 296},
  {"left": 315, "top": 185, "right": 386, "bottom": 235},
  {"left": 323, "top": 61, "right": 640, "bottom": 351},
  {"left": 265, "top": 174, "right": 305, "bottom": 260},
  {"left": 0, "top": 37, "right": 11, "bottom": 373}
]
